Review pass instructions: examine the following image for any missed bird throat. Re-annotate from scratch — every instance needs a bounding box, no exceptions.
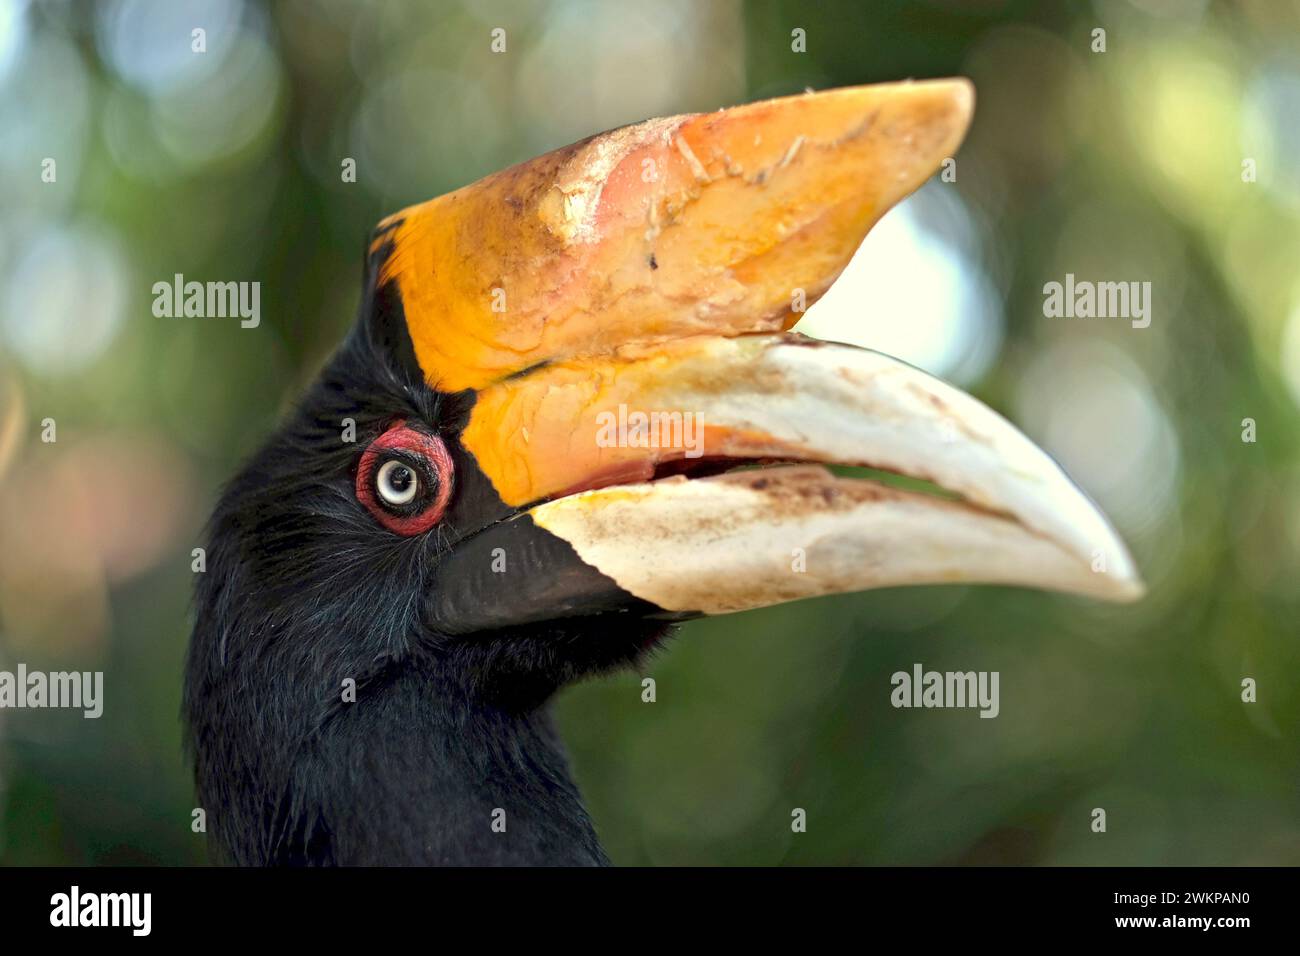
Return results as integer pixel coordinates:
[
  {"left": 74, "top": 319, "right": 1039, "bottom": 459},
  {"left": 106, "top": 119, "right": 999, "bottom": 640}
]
[{"left": 281, "top": 659, "right": 610, "bottom": 866}]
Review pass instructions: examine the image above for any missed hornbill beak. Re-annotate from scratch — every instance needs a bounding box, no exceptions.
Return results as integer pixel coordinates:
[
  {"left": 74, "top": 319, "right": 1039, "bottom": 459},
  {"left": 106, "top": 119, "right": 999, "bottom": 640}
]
[{"left": 373, "top": 79, "right": 1145, "bottom": 634}]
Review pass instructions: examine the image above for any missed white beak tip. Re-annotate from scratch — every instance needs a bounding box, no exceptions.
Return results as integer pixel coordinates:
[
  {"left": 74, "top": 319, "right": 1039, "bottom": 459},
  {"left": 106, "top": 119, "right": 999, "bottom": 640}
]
[{"left": 1084, "top": 554, "right": 1147, "bottom": 604}]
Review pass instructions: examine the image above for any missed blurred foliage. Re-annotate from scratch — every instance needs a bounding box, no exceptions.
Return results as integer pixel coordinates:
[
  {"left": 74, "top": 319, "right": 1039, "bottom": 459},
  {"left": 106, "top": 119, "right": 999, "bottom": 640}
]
[{"left": 0, "top": 0, "right": 1297, "bottom": 864}]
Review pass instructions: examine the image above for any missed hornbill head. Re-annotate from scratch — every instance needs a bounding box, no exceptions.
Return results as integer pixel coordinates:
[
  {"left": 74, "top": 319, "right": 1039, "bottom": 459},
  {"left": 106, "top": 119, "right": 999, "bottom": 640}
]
[{"left": 184, "top": 79, "right": 1142, "bottom": 866}]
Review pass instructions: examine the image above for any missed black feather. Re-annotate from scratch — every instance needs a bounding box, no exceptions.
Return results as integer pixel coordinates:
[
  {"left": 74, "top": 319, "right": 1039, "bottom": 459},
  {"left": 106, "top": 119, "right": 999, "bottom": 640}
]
[{"left": 183, "top": 238, "right": 671, "bottom": 866}]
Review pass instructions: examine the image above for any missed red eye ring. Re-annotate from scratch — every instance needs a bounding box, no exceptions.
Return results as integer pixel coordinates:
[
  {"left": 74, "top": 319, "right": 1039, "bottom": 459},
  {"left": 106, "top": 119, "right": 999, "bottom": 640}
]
[{"left": 356, "top": 421, "right": 454, "bottom": 536}]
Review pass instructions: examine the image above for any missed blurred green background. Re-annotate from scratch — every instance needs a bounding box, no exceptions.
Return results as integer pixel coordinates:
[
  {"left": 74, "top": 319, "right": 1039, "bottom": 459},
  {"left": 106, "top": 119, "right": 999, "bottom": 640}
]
[{"left": 0, "top": 0, "right": 1297, "bottom": 865}]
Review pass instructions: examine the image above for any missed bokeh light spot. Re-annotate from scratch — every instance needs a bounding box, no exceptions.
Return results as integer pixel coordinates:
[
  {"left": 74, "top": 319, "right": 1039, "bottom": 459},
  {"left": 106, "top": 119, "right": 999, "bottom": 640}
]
[
  {"left": 1, "top": 225, "right": 129, "bottom": 377},
  {"left": 797, "top": 184, "right": 1004, "bottom": 387}
]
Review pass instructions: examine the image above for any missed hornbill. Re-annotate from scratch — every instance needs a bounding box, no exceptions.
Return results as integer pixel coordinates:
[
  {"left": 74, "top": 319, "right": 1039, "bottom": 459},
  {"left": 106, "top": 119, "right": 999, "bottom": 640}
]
[{"left": 183, "top": 79, "right": 1142, "bottom": 866}]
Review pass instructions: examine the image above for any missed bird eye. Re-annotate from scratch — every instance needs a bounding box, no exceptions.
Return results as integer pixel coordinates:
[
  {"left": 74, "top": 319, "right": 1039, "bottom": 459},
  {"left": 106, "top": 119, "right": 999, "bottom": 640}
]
[
  {"left": 356, "top": 421, "right": 454, "bottom": 535},
  {"left": 376, "top": 459, "right": 419, "bottom": 506}
]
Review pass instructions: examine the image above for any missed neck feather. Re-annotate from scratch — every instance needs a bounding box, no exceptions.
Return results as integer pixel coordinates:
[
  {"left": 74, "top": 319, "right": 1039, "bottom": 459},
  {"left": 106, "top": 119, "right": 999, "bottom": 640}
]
[{"left": 267, "top": 662, "right": 607, "bottom": 866}]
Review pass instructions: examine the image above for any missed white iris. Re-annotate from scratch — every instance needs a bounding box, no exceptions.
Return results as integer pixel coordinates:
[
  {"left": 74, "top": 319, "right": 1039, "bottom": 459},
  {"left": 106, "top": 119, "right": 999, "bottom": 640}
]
[{"left": 376, "top": 459, "right": 418, "bottom": 506}]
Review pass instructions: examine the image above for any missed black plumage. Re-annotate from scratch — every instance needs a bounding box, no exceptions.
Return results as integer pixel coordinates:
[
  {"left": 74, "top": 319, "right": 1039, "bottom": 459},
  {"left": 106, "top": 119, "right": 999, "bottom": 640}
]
[{"left": 183, "top": 239, "right": 668, "bottom": 865}]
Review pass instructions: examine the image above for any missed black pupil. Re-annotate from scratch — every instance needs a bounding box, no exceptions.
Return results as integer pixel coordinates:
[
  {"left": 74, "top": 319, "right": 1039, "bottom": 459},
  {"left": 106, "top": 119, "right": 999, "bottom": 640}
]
[{"left": 386, "top": 464, "right": 414, "bottom": 494}]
